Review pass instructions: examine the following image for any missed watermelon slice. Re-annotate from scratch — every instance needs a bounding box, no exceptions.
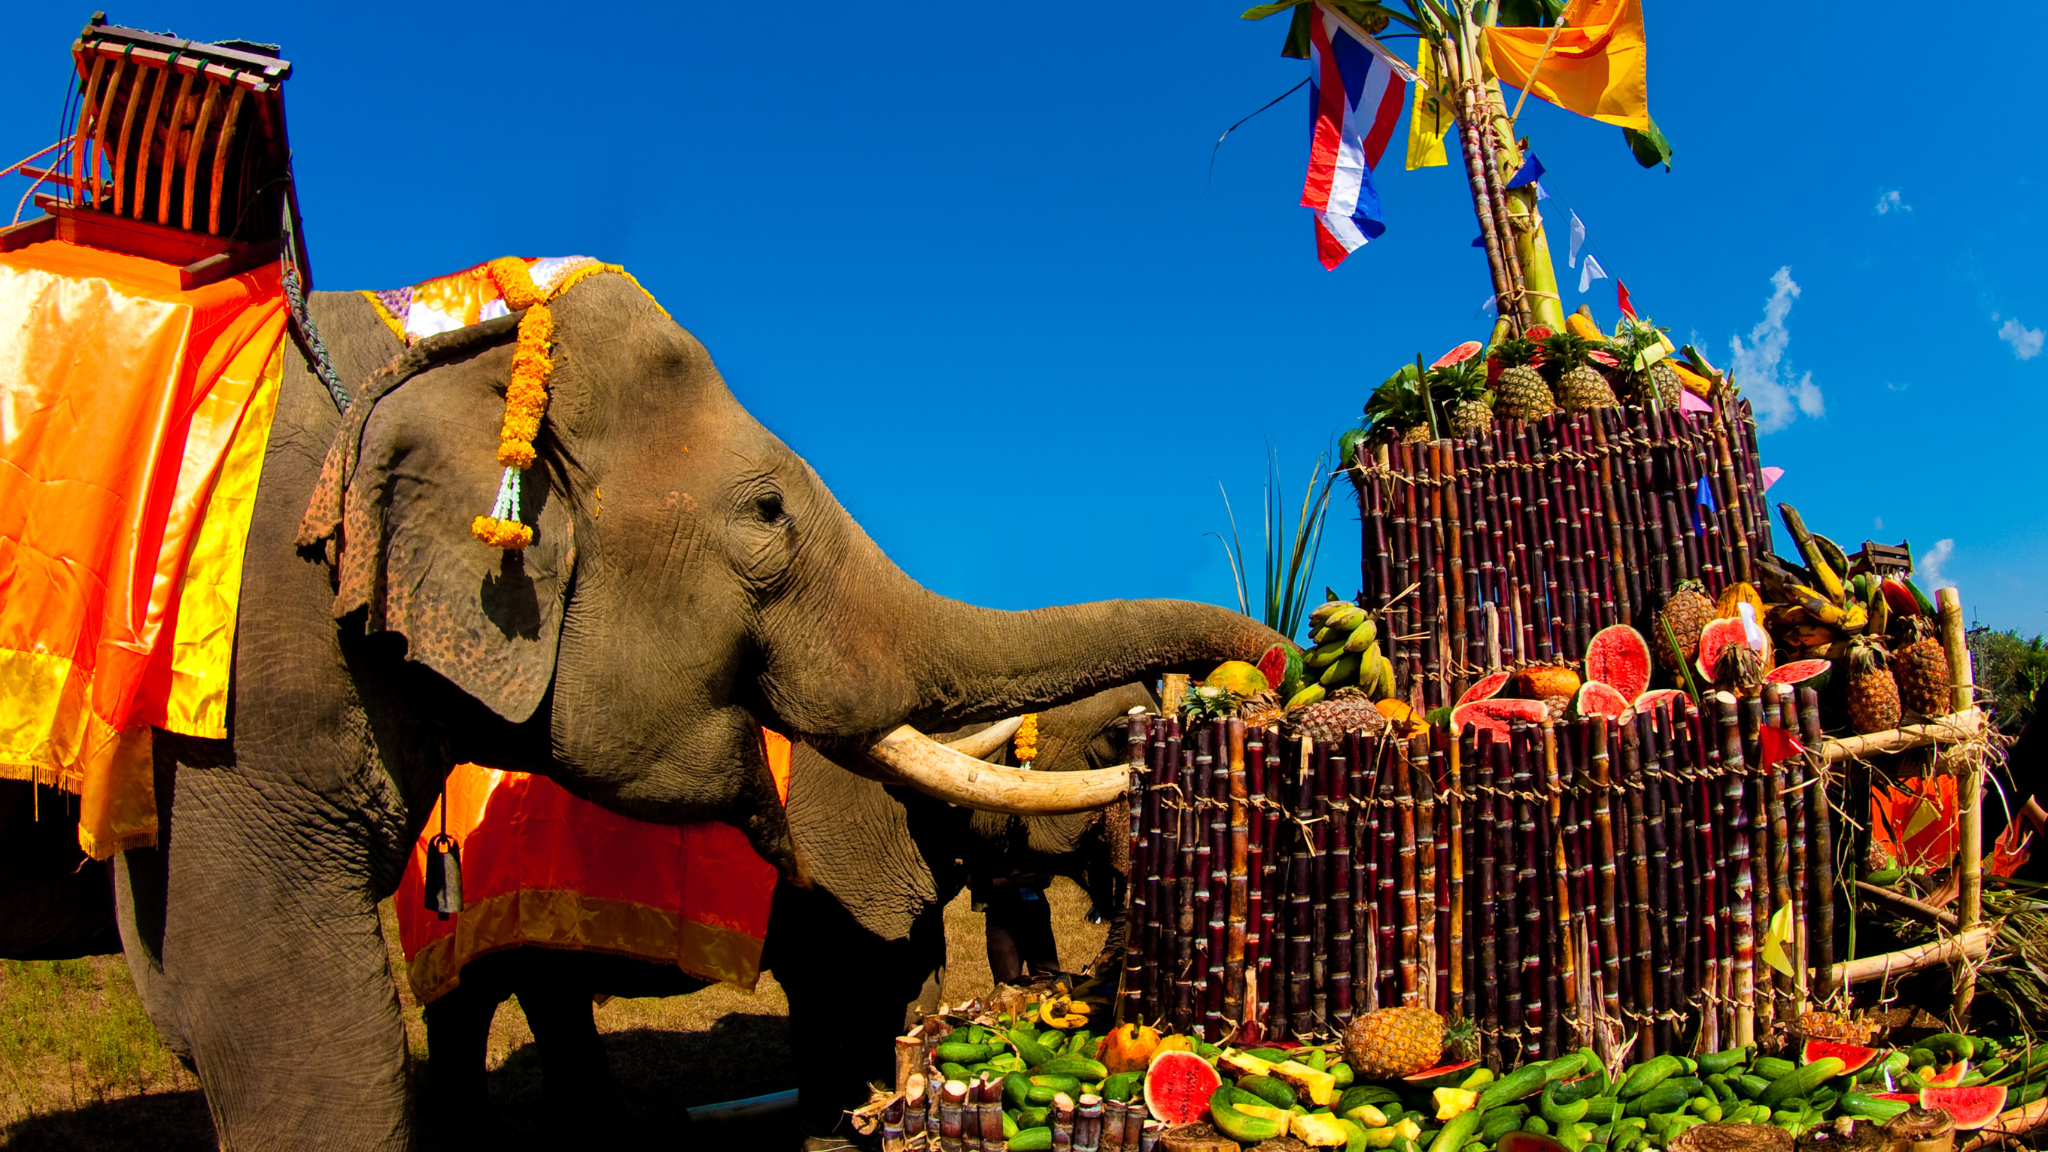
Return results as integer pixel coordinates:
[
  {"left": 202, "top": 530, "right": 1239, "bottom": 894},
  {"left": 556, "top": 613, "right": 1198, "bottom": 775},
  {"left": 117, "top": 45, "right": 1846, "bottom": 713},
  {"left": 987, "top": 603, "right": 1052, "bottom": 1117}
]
[
  {"left": 1403, "top": 1058, "right": 1480, "bottom": 1085},
  {"left": 1455, "top": 671, "right": 1512, "bottom": 709},
  {"left": 1802, "top": 1040, "right": 1883, "bottom": 1076},
  {"left": 1451, "top": 698, "right": 1551, "bottom": 739},
  {"left": 1923, "top": 1061, "right": 1970, "bottom": 1087},
  {"left": 1585, "top": 626, "right": 1652, "bottom": 701},
  {"left": 1588, "top": 349, "right": 1620, "bottom": 368},
  {"left": 1573, "top": 681, "right": 1631, "bottom": 721},
  {"left": 1919, "top": 1085, "right": 2007, "bottom": 1130},
  {"left": 1258, "top": 643, "right": 1306, "bottom": 698},
  {"left": 1764, "top": 658, "right": 1832, "bottom": 687},
  {"left": 1696, "top": 615, "right": 1771, "bottom": 683},
  {"left": 1144, "top": 1049, "right": 1222, "bottom": 1126},
  {"left": 1632, "top": 688, "right": 1689, "bottom": 714},
  {"left": 1875, "top": 1093, "right": 1920, "bottom": 1103},
  {"left": 1431, "top": 340, "right": 1484, "bottom": 369},
  {"left": 1527, "top": 325, "right": 1554, "bottom": 341}
]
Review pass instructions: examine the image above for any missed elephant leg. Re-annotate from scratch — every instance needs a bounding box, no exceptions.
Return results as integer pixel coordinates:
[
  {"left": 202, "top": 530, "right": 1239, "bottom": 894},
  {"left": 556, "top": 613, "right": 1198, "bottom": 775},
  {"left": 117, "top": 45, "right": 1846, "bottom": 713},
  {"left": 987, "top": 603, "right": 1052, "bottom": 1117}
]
[
  {"left": 511, "top": 954, "right": 618, "bottom": 1118},
  {"left": 773, "top": 883, "right": 945, "bottom": 1141},
  {"left": 986, "top": 888, "right": 1060, "bottom": 981},
  {"left": 421, "top": 976, "right": 504, "bottom": 1128},
  {"left": 151, "top": 765, "right": 414, "bottom": 1150}
]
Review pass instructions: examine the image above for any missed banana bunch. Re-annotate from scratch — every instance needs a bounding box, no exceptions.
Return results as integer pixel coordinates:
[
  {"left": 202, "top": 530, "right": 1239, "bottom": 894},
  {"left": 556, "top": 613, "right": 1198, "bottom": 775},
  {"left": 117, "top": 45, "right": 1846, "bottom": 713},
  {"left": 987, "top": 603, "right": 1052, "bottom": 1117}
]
[
  {"left": 1293, "top": 600, "right": 1395, "bottom": 708},
  {"left": 1767, "top": 503, "right": 1871, "bottom": 662}
]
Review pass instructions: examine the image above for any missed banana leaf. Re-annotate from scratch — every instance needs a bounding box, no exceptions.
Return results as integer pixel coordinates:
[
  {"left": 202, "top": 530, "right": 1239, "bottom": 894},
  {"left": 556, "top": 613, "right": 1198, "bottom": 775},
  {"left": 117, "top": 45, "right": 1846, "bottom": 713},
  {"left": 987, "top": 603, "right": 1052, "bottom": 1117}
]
[{"left": 1622, "top": 116, "right": 1674, "bottom": 171}]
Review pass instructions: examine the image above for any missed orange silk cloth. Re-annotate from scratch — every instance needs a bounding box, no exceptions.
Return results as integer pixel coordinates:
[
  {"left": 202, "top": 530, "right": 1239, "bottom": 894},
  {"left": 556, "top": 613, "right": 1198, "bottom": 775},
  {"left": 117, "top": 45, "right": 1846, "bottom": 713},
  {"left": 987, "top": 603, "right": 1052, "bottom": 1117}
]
[
  {"left": 1481, "top": 0, "right": 1651, "bottom": 130},
  {"left": 0, "top": 239, "right": 286, "bottom": 857},
  {"left": 396, "top": 731, "right": 792, "bottom": 1005}
]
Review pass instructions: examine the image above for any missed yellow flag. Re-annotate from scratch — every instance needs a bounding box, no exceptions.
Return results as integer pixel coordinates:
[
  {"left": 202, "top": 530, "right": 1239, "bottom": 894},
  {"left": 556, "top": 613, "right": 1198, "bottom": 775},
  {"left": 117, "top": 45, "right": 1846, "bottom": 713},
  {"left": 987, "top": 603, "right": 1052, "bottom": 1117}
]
[
  {"left": 1406, "top": 40, "right": 1453, "bottom": 170},
  {"left": 1480, "top": 0, "right": 1650, "bottom": 130},
  {"left": 1761, "top": 902, "right": 1796, "bottom": 978}
]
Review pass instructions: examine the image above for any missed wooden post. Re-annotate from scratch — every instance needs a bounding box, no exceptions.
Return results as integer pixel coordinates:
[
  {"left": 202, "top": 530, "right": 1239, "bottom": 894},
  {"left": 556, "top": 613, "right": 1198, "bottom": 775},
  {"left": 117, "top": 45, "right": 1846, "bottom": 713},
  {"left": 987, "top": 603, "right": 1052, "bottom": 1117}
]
[{"left": 1937, "top": 587, "right": 1981, "bottom": 1025}]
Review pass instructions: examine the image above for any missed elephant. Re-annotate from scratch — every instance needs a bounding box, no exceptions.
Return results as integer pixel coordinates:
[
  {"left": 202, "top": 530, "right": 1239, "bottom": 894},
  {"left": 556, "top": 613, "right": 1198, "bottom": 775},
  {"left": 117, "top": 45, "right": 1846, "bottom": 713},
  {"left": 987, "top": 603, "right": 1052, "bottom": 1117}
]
[
  {"left": 409, "top": 685, "right": 1154, "bottom": 1146},
  {"left": 73, "top": 271, "right": 1280, "bottom": 1149}
]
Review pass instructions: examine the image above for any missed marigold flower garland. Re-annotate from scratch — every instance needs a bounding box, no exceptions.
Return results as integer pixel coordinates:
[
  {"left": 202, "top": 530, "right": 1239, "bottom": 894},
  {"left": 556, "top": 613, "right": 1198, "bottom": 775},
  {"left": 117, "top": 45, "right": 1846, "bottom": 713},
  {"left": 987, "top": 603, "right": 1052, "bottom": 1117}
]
[
  {"left": 1014, "top": 713, "right": 1038, "bottom": 767},
  {"left": 469, "top": 257, "right": 557, "bottom": 550}
]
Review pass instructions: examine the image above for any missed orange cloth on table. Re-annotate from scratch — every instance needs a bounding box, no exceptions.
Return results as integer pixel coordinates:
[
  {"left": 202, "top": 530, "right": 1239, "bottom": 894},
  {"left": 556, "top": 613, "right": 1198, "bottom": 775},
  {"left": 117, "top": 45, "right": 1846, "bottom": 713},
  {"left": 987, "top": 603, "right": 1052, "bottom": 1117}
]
[
  {"left": 396, "top": 730, "right": 792, "bottom": 1005},
  {"left": 0, "top": 239, "right": 286, "bottom": 857},
  {"left": 1481, "top": 0, "right": 1651, "bottom": 130}
]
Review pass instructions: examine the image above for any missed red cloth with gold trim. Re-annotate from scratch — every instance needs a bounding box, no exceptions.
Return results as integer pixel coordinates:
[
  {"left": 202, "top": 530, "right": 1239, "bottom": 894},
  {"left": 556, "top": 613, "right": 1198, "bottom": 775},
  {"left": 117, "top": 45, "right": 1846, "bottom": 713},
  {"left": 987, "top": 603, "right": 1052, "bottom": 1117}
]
[{"left": 396, "top": 731, "right": 791, "bottom": 1004}]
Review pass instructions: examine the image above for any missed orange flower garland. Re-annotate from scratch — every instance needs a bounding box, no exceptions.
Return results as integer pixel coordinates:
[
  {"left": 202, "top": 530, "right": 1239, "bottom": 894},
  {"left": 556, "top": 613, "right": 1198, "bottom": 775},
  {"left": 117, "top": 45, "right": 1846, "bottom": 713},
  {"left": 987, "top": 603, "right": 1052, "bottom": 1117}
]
[
  {"left": 470, "top": 258, "right": 555, "bottom": 550},
  {"left": 1014, "top": 713, "right": 1038, "bottom": 767}
]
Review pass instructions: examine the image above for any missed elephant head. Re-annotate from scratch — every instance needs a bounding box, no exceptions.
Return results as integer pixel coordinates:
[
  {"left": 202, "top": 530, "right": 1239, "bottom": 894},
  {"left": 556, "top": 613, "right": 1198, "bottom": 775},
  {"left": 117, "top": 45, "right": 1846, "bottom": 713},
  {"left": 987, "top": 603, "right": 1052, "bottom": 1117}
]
[{"left": 299, "top": 273, "right": 1277, "bottom": 865}]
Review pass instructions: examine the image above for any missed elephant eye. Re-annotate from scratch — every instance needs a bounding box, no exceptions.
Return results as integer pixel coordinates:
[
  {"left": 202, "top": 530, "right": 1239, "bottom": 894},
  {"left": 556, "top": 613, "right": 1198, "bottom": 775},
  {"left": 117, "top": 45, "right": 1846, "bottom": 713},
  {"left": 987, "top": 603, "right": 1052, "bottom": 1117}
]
[{"left": 754, "top": 492, "right": 785, "bottom": 522}]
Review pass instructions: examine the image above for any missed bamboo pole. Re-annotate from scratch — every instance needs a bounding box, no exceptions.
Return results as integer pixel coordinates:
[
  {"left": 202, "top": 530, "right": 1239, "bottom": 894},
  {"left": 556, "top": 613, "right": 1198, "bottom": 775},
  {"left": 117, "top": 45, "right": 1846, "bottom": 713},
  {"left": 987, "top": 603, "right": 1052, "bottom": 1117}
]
[
  {"left": 1816, "top": 709, "right": 1985, "bottom": 763},
  {"left": 1938, "top": 587, "right": 1981, "bottom": 1026},
  {"left": 1831, "top": 927, "right": 1995, "bottom": 988}
]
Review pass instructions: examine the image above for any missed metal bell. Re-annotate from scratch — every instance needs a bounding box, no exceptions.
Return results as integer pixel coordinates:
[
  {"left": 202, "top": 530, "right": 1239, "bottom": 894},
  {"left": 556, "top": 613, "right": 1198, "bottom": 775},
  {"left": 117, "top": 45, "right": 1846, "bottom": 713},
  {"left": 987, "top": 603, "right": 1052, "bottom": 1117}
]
[{"left": 423, "top": 833, "right": 463, "bottom": 919}]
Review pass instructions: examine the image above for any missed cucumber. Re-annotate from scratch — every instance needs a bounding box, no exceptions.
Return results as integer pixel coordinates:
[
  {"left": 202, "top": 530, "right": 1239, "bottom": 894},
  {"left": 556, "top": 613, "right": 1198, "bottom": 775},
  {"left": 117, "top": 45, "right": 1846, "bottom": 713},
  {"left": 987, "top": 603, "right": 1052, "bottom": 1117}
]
[
  {"left": 1244, "top": 1047, "right": 1293, "bottom": 1063},
  {"left": 1758, "top": 1057, "right": 1845, "bottom": 1110},
  {"left": 1100, "top": 1071, "right": 1142, "bottom": 1102},
  {"left": 1010, "top": 1127, "right": 1054, "bottom": 1152},
  {"left": 1541, "top": 1081, "right": 1591, "bottom": 1125},
  {"left": 939, "top": 1062, "right": 971, "bottom": 1082},
  {"left": 1332, "top": 1062, "right": 1356, "bottom": 1089},
  {"left": 1004, "top": 1072, "right": 1033, "bottom": 1110},
  {"left": 1304, "top": 1048, "right": 1329, "bottom": 1072},
  {"left": 1579, "top": 1096, "right": 1618, "bottom": 1123},
  {"left": 1751, "top": 1057, "right": 1797, "bottom": 1081},
  {"left": 1705, "top": 1074, "right": 1736, "bottom": 1104},
  {"left": 1838, "top": 1093, "right": 1911, "bottom": 1122},
  {"left": 1027, "top": 1074, "right": 1082, "bottom": 1106},
  {"left": 1035, "top": 1055, "right": 1109, "bottom": 1081},
  {"left": 1239, "top": 1075, "right": 1298, "bottom": 1109},
  {"left": 932, "top": 1039, "right": 992, "bottom": 1063},
  {"left": 1921, "top": 1034, "right": 1976, "bottom": 1062},
  {"left": 1426, "top": 1104, "right": 1485, "bottom": 1152},
  {"left": 1907, "top": 1048, "right": 1936, "bottom": 1068},
  {"left": 1009, "top": 1028, "right": 1059, "bottom": 1068},
  {"left": 1343, "top": 1086, "right": 1404, "bottom": 1108},
  {"left": 1474, "top": 1063, "right": 1552, "bottom": 1111},
  {"left": 1698, "top": 1046, "right": 1753, "bottom": 1076},
  {"left": 1481, "top": 1105, "right": 1533, "bottom": 1140},
  {"left": 1693, "top": 1100, "right": 1723, "bottom": 1123},
  {"left": 1065, "top": 1030, "right": 1095, "bottom": 1057},
  {"left": 1734, "top": 1075, "right": 1772, "bottom": 1100},
  {"left": 1210, "top": 1084, "right": 1290, "bottom": 1144},
  {"left": 1523, "top": 1116, "right": 1552, "bottom": 1136},
  {"left": 1623, "top": 1084, "right": 1691, "bottom": 1118},
  {"left": 1617, "top": 1056, "right": 1682, "bottom": 1098},
  {"left": 1544, "top": 1053, "right": 1591, "bottom": 1084},
  {"left": 1003, "top": 1110, "right": 1019, "bottom": 1139},
  {"left": 1018, "top": 1104, "right": 1051, "bottom": 1128}
]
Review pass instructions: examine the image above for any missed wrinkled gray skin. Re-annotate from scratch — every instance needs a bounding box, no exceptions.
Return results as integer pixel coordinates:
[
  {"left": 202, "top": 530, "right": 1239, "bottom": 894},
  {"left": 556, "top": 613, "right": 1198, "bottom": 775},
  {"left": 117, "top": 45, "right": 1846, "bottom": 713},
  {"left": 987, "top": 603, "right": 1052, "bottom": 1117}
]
[
  {"left": 81, "top": 279, "right": 1278, "bottom": 1149},
  {"left": 414, "top": 685, "right": 1154, "bottom": 1142}
]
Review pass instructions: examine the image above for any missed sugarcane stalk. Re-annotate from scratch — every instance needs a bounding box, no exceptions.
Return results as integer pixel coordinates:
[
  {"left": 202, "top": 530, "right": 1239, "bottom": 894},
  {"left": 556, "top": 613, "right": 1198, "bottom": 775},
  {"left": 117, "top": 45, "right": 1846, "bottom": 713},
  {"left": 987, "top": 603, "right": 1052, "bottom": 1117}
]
[
  {"left": 1715, "top": 692, "right": 1757, "bottom": 1045},
  {"left": 1310, "top": 739, "right": 1331, "bottom": 1033},
  {"left": 1637, "top": 710, "right": 1675, "bottom": 1056},
  {"left": 1442, "top": 442, "right": 1470, "bottom": 703},
  {"left": 1207, "top": 723, "right": 1230, "bottom": 1038},
  {"left": 1101, "top": 1100, "right": 1126, "bottom": 1152},
  {"left": 1051, "top": 1091, "right": 1076, "bottom": 1152},
  {"left": 1476, "top": 729, "right": 1501, "bottom": 1067},
  {"left": 1378, "top": 737, "right": 1400, "bottom": 1011},
  {"left": 1796, "top": 688, "right": 1836, "bottom": 1003},
  {"left": 1588, "top": 720, "right": 1622, "bottom": 1059},
  {"left": 1495, "top": 734, "right": 1524, "bottom": 1062},
  {"left": 1074, "top": 1094, "right": 1102, "bottom": 1152},
  {"left": 1618, "top": 718, "right": 1655, "bottom": 1056},
  {"left": 1290, "top": 736, "right": 1315, "bottom": 1038},
  {"left": 1425, "top": 445, "right": 1447, "bottom": 710},
  {"left": 1395, "top": 731, "right": 1423, "bottom": 1007},
  {"left": 1763, "top": 693, "right": 1795, "bottom": 1025},
  {"left": 1420, "top": 738, "right": 1443, "bottom": 1013},
  {"left": 1223, "top": 719, "right": 1250, "bottom": 1031},
  {"left": 1448, "top": 733, "right": 1467, "bottom": 1019},
  {"left": 1511, "top": 723, "right": 1544, "bottom": 1057},
  {"left": 1454, "top": 81, "right": 1522, "bottom": 333},
  {"left": 1331, "top": 742, "right": 1355, "bottom": 1027}
]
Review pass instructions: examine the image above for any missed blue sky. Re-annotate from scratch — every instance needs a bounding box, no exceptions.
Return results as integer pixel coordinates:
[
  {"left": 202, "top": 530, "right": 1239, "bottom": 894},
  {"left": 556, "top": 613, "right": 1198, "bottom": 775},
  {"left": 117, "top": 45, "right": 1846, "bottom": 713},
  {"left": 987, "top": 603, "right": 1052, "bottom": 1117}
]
[{"left": 6, "top": 4, "right": 2042, "bottom": 635}]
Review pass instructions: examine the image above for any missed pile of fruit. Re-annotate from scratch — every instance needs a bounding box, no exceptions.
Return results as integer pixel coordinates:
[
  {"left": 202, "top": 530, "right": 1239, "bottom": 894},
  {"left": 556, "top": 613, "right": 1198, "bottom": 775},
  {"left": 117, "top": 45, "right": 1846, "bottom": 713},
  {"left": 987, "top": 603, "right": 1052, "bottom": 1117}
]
[
  {"left": 1360, "top": 309, "right": 1722, "bottom": 444},
  {"left": 923, "top": 996, "right": 2046, "bottom": 1151}
]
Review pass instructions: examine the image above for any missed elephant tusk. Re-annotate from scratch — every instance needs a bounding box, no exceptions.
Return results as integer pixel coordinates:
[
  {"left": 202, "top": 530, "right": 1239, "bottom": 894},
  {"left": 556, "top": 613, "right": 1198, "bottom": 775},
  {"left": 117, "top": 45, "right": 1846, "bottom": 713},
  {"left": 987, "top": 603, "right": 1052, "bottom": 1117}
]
[
  {"left": 941, "top": 716, "right": 1025, "bottom": 761},
  {"left": 861, "top": 724, "right": 1129, "bottom": 816}
]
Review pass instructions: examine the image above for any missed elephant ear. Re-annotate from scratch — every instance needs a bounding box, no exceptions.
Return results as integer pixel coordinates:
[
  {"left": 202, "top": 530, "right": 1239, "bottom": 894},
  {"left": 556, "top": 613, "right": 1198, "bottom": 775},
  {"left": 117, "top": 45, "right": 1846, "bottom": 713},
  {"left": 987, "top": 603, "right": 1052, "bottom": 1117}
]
[{"left": 297, "top": 315, "right": 574, "bottom": 723}]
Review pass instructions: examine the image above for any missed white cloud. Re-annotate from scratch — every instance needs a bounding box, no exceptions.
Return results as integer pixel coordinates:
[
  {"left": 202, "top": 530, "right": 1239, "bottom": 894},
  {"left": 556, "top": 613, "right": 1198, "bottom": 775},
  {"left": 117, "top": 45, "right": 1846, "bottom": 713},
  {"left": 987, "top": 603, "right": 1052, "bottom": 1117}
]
[
  {"left": 1875, "top": 516, "right": 1884, "bottom": 530},
  {"left": 1919, "top": 538, "right": 1956, "bottom": 591},
  {"left": 1997, "top": 315, "right": 2044, "bottom": 360},
  {"left": 1729, "top": 267, "right": 1823, "bottom": 432},
  {"left": 1875, "top": 190, "right": 1910, "bottom": 215}
]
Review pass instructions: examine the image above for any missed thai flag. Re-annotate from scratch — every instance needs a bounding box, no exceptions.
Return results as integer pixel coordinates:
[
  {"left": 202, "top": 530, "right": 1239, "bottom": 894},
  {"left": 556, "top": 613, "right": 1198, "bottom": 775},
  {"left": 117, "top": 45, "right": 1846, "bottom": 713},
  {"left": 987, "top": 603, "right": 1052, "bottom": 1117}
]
[{"left": 1300, "top": 4, "right": 1409, "bottom": 270}]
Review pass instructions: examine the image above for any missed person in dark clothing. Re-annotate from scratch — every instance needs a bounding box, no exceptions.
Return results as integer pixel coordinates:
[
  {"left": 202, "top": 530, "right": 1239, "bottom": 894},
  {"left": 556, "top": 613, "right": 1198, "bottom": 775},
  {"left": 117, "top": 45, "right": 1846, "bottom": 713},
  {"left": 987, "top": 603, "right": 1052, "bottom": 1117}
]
[{"left": 974, "top": 867, "right": 1061, "bottom": 985}]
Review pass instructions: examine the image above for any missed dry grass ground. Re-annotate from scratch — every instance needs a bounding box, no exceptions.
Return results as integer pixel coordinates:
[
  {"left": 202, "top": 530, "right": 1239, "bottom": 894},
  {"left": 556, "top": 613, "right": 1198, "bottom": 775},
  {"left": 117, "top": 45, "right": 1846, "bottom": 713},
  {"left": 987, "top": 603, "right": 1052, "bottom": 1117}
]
[{"left": 0, "top": 879, "right": 1107, "bottom": 1150}]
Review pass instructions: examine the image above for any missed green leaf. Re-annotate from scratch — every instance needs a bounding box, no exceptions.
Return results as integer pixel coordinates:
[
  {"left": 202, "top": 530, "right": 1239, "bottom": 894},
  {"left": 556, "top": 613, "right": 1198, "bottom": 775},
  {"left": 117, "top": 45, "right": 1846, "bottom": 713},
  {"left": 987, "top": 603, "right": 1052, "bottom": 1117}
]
[
  {"left": 1622, "top": 116, "right": 1674, "bottom": 171},
  {"left": 1281, "top": 2, "right": 1313, "bottom": 59},
  {"left": 1240, "top": 0, "right": 1310, "bottom": 19}
]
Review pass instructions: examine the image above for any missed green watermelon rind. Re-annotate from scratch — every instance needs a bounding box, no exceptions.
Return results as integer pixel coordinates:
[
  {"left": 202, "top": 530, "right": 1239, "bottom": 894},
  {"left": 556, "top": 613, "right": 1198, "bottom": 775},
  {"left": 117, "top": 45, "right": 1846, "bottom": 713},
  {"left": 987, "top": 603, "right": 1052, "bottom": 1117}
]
[
  {"left": 1919, "top": 1085, "right": 2008, "bottom": 1130},
  {"left": 1801, "top": 1039, "right": 1882, "bottom": 1076},
  {"left": 1260, "top": 643, "right": 1306, "bottom": 700},
  {"left": 1454, "top": 671, "right": 1513, "bottom": 709},
  {"left": 1572, "top": 681, "right": 1631, "bottom": 721},
  {"left": 1143, "top": 1049, "right": 1222, "bottom": 1126},
  {"left": 1764, "top": 658, "right": 1833, "bottom": 687},
  {"left": 1696, "top": 616, "right": 1770, "bottom": 684}
]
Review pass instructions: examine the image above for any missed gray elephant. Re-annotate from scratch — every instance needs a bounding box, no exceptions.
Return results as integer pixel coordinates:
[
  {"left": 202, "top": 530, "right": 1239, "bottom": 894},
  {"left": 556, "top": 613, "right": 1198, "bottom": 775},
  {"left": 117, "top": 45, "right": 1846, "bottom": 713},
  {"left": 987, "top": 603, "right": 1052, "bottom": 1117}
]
[
  {"left": 39, "top": 273, "right": 1280, "bottom": 1149},
  {"left": 412, "top": 685, "right": 1154, "bottom": 1145}
]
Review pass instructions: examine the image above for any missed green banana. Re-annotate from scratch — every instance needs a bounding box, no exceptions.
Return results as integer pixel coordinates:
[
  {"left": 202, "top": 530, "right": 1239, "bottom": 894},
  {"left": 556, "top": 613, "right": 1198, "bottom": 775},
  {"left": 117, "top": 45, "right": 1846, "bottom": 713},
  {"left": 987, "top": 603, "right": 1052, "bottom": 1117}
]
[
  {"left": 1343, "top": 615, "right": 1380, "bottom": 653},
  {"left": 1327, "top": 605, "right": 1368, "bottom": 634},
  {"left": 1305, "top": 640, "right": 1348, "bottom": 672},
  {"left": 1321, "top": 651, "right": 1363, "bottom": 687},
  {"left": 1287, "top": 683, "right": 1327, "bottom": 708}
]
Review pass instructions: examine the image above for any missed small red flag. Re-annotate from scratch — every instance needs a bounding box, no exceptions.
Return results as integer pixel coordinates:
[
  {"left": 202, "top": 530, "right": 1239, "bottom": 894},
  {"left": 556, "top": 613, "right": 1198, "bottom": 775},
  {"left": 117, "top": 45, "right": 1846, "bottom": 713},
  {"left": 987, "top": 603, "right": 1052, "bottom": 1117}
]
[{"left": 1616, "top": 280, "right": 1637, "bottom": 319}]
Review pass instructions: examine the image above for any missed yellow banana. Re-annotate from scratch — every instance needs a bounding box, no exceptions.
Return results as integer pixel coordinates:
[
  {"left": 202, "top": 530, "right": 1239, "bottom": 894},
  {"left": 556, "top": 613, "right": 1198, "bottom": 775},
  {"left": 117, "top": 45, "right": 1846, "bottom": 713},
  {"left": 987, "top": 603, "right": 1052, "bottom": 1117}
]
[
  {"left": 1808, "top": 555, "right": 1845, "bottom": 603},
  {"left": 1320, "top": 652, "right": 1363, "bottom": 688},
  {"left": 1343, "top": 616, "right": 1380, "bottom": 653},
  {"left": 1371, "top": 651, "right": 1396, "bottom": 698},
  {"left": 1304, "top": 640, "right": 1347, "bottom": 672},
  {"left": 1783, "top": 623, "right": 1841, "bottom": 648},
  {"left": 1326, "top": 606, "right": 1367, "bottom": 635},
  {"left": 1840, "top": 601, "right": 1868, "bottom": 636},
  {"left": 1787, "top": 584, "right": 1844, "bottom": 626},
  {"left": 1286, "top": 683, "right": 1326, "bottom": 708},
  {"left": 1308, "top": 600, "right": 1350, "bottom": 628}
]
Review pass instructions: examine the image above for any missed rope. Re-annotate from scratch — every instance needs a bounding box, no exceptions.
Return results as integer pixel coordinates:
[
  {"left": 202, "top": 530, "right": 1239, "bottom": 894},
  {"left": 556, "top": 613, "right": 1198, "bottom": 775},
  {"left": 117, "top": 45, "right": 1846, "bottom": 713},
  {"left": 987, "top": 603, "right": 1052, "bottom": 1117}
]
[{"left": 281, "top": 195, "right": 350, "bottom": 413}]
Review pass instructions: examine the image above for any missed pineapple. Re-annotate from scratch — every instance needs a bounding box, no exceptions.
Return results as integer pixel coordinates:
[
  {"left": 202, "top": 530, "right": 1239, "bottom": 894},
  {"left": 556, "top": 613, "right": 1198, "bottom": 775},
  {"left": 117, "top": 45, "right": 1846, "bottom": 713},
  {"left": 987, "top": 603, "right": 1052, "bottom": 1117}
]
[
  {"left": 1793, "top": 1010, "right": 1878, "bottom": 1046},
  {"left": 1614, "top": 315, "right": 1683, "bottom": 409},
  {"left": 1366, "top": 364, "right": 1434, "bottom": 444},
  {"left": 1289, "top": 687, "right": 1386, "bottom": 743},
  {"left": 1541, "top": 330, "right": 1619, "bottom": 414},
  {"left": 1654, "top": 581, "right": 1715, "bottom": 673},
  {"left": 1713, "top": 639, "right": 1764, "bottom": 690},
  {"left": 1846, "top": 638, "right": 1902, "bottom": 734},
  {"left": 1490, "top": 336, "right": 1557, "bottom": 422},
  {"left": 1342, "top": 1006, "right": 1470, "bottom": 1079},
  {"left": 1429, "top": 357, "right": 1494, "bottom": 438},
  {"left": 1646, "top": 360, "right": 1684, "bottom": 409},
  {"left": 1241, "top": 689, "right": 1285, "bottom": 728},
  {"left": 1893, "top": 626, "right": 1953, "bottom": 717}
]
